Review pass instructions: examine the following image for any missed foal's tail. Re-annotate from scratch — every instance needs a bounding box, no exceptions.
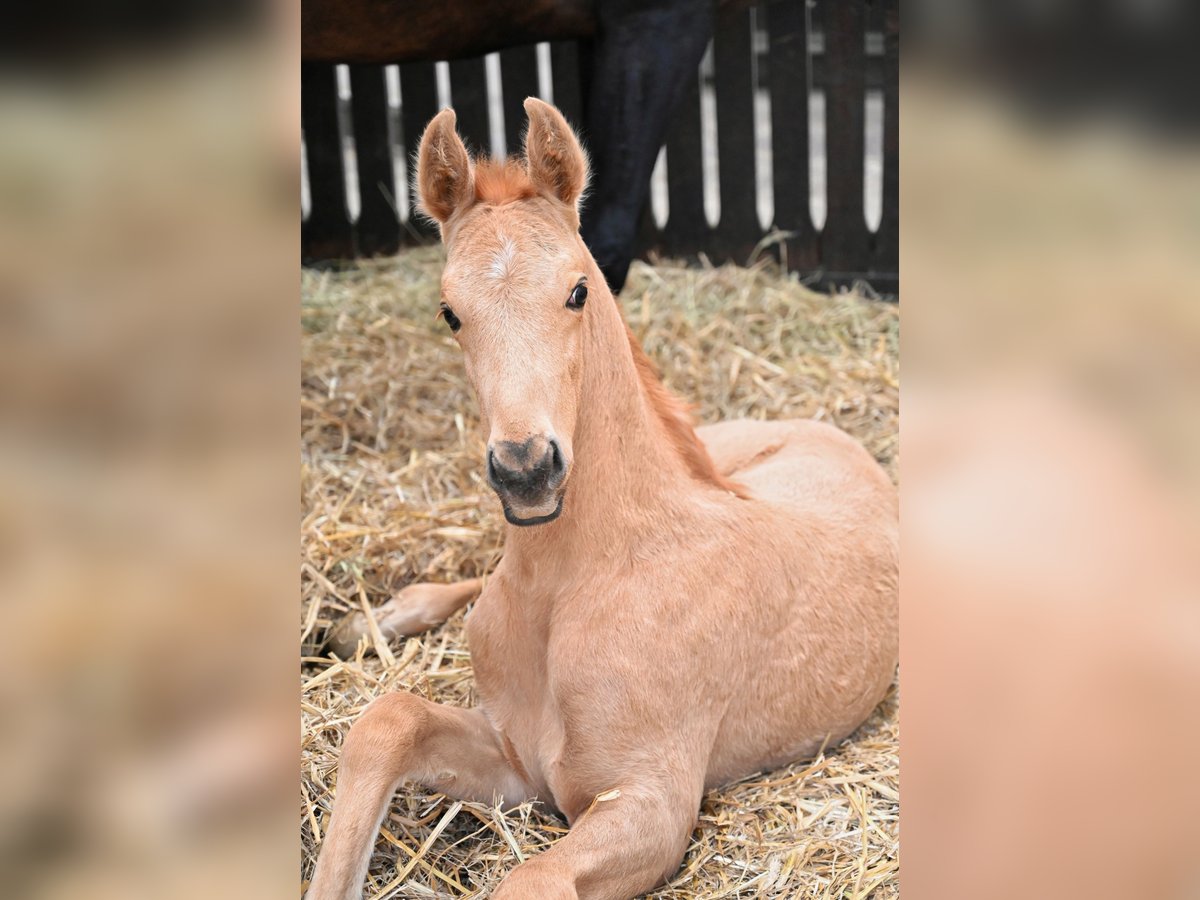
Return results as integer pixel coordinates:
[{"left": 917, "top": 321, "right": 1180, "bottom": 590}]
[{"left": 327, "top": 577, "right": 484, "bottom": 659}]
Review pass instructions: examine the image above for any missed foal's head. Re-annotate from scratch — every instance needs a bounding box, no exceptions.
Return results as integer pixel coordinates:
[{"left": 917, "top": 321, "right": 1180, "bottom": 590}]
[{"left": 417, "top": 99, "right": 591, "bottom": 526}]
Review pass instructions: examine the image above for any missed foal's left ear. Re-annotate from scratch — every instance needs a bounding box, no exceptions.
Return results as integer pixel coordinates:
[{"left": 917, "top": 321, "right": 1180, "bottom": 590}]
[{"left": 523, "top": 97, "right": 589, "bottom": 221}]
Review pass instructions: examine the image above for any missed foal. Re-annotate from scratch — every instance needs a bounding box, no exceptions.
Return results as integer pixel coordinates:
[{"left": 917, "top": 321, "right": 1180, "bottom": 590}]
[{"left": 308, "top": 99, "right": 898, "bottom": 900}]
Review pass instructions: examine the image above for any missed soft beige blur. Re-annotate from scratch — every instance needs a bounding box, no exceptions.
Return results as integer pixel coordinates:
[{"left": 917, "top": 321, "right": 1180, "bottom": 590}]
[
  {"left": 903, "top": 61, "right": 1200, "bottom": 900},
  {"left": 0, "top": 32, "right": 295, "bottom": 900}
]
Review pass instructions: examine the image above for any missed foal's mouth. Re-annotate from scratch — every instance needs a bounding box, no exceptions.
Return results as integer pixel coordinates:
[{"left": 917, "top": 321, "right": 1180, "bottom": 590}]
[{"left": 502, "top": 494, "right": 565, "bottom": 527}]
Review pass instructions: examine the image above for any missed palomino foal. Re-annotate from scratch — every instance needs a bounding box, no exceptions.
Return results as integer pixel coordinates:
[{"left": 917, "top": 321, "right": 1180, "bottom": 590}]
[{"left": 309, "top": 99, "right": 898, "bottom": 900}]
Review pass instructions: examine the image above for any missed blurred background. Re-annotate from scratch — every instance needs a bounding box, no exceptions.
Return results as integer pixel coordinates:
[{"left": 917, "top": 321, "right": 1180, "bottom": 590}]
[
  {"left": 0, "top": 2, "right": 297, "bottom": 899},
  {"left": 1, "top": 0, "right": 1198, "bottom": 898},
  {"left": 903, "top": 1, "right": 1200, "bottom": 898}
]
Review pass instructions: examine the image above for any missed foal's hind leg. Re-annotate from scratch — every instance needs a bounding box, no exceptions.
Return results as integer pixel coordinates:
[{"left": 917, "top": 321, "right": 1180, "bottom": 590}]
[
  {"left": 306, "top": 692, "right": 529, "bottom": 900},
  {"left": 695, "top": 419, "right": 799, "bottom": 478},
  {"left": 327, "top": 577, "right": 483, "bottom": 657}
]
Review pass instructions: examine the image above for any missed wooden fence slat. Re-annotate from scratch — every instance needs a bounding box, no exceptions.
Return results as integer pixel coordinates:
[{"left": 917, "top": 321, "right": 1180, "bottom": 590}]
[
  {"left": 348, "top": 64, "right": 400, "bottom": 256},
  {"left": 398, "top": 61, "right": 439, "bottom": 242},
  {"left": 449, "top": 57, "right": 491, "bottom": 157},
  {"left": 820, "top": 0, "right": 869, "bottom": 278},
  {"left": 549, "top": 41, "right": 585, "bottom": 131},
  {"left": 766, "top": 0, "right": 816, "bottom": 271},
  {"left": 663, "top": 62, "right": 708, "bottom": 255},
  {"left": 712, "top": 9, "right": 759, "bottom": 262},
  {"left": 302, "top": 62, "right": 353, "bottom": 259},
  {"left": 871, "top": 0, "right": 898, "bottom": 287},
  {"left": 811, "top": 56, "right": 885, "bottom": 91},
  {"left": 500, "top": 45, "right": 540, "bottom": 157}
]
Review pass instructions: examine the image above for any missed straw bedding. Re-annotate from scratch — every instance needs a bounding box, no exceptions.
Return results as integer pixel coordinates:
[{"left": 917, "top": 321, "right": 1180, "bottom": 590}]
[{"left": 301, "top": 247, "right": 899, "bottom": 899}]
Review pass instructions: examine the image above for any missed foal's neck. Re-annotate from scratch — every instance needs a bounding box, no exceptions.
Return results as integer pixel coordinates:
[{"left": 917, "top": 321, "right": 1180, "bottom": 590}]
[{"left": 504, "top": 259, "right": 726, "bottom": 557}]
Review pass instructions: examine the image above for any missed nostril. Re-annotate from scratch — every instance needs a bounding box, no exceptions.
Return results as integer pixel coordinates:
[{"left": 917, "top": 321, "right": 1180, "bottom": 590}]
[
  {"left": 548, "top": 438, "right": 564, "bottom": 475},
  {"left": 487, "top": 448, "right": 500, "bottom": 485}
]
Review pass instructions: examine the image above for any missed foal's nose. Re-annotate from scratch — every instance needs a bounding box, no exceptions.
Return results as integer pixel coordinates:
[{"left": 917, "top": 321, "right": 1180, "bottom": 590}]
[{"left": 486, "top": 436, "right": 566, "bottom": 501}]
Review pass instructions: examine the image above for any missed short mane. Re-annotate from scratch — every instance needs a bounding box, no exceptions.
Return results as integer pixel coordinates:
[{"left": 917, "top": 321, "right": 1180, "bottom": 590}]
[
  {"left": 474, "top": 157, "right": 538, "bottom": 205},
  {"left": 624, "top": 325, "right": 750, "bottom": 498}
]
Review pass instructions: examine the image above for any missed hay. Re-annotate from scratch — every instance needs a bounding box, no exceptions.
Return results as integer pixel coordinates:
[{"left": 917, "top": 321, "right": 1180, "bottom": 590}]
[{"left": 301, "top": 247, "right": 899, "bottom": 898}]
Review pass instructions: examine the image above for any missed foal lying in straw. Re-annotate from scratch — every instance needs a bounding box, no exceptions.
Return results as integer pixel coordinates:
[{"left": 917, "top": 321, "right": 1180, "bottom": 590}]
[{"left": 308, "top": 99, "right": 898, "bottom": 900}]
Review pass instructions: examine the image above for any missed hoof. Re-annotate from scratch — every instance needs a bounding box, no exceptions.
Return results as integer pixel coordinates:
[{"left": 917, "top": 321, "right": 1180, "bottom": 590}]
[{"left": 326, "top": 611, "right": 371, "bottom": 658}]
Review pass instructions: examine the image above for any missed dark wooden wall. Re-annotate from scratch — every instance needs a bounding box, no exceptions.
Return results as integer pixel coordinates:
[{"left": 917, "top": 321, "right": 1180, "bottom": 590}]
[{"left": 302, "top": 0, "right": 898, "bottom": 295}]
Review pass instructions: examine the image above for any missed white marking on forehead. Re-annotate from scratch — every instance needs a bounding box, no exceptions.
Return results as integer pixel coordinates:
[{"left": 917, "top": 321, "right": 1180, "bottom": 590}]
[{"left": 489, "top": 234, "right": 517, "bottom": 281}]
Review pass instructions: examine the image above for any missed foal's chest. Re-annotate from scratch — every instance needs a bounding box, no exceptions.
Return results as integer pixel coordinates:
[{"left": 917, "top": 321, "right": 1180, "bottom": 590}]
[{"left": 465, "top": 584, "right": 562, "bottom": 796}]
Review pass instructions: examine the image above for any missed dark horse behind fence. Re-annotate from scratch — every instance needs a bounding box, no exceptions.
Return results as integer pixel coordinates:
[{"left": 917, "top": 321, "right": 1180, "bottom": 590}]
[{"left": 303, "top": 0, "right": 743, "bottom": 291}]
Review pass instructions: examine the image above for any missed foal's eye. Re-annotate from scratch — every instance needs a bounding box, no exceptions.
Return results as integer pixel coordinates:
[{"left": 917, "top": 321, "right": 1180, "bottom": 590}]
[
  {"left": 566, "top": 281, "right": 588, "bottom": 310},
  {"left": 439, "top": 303, "right": 461, "bottom": 332}
]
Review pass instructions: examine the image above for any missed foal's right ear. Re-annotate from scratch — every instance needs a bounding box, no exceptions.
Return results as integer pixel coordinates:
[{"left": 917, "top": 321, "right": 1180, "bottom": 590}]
[{"left": 417, "top": 108, "right": 474, "bottom": 232}]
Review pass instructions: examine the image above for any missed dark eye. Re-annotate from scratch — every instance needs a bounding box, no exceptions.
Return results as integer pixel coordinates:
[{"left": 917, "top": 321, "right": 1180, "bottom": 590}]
[
  {"left": 566, "top": 281, "right": 587, "bottom": 310},
  {"left": 439, "top": 303, "right": 461, "bottom": 332}
]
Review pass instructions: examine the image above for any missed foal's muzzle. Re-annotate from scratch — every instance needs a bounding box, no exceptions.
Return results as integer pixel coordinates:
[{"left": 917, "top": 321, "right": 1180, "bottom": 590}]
[{"left": 487, "top": 436, "right": 567, "bottom": 526}]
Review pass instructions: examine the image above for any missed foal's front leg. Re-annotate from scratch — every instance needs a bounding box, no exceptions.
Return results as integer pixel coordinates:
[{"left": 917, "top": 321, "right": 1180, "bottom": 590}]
[
  {"left": 492, "top": 778, "right": 703, "bottom": 900},
  {"left": 327, "top": 578, "right": 484, "bottom": 658},
  {"left": 306, "top": 692, "right": 529, "bottom": 900}
]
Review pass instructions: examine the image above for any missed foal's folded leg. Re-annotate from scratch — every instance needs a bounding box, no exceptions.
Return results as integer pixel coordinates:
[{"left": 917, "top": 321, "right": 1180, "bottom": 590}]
[
  {"left": 306, "top": 692, "right": 529, "bottom": 900},
  {"left": 491, "top": 777, "right": 704, "bottom": 900},
  {"left": 327, "top": 577, "right": 484, "bottom": 658}
]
